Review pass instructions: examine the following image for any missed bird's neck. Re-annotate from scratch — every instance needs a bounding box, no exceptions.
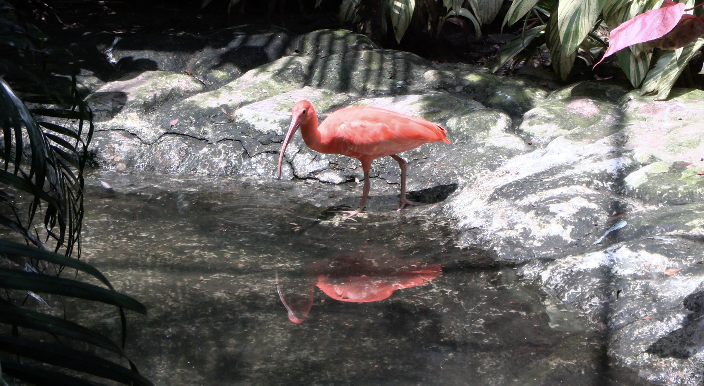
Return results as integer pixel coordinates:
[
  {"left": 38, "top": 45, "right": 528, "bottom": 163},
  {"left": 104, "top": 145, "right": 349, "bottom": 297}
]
[{"left": 300, "top": 114, "right": 324, "bottom": 151}]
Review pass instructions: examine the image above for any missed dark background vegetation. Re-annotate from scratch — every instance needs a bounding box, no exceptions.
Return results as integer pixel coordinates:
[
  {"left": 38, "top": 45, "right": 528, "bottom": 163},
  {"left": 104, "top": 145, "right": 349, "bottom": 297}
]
[{"left": 10, "top": 0, "right": 510, "bottom": 66}]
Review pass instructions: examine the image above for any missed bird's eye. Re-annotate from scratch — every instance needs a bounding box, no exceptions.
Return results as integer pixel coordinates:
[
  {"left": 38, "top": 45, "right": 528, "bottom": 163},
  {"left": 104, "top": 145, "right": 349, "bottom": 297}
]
[{"left": 302, "top": 110, "right": 307, "bottom": 115}]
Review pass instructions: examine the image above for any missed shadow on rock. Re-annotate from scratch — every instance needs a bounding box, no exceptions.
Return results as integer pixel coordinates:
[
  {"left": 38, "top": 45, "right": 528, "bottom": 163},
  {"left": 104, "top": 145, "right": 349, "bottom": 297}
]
[
  {"left": 86, "top": 91, "right": 128, "bottom": 121},
  {"left": 407, "top": 183, "right": 458, "bottom": 204},
  {"left": 309, "top": 183, "right": 458, "bottom": 220},
  {"left": 115, "top": 57, "right": 159, "bottom": 74},
  {"left": 646, "top": 290, "right": 704, "bottom": 358}
]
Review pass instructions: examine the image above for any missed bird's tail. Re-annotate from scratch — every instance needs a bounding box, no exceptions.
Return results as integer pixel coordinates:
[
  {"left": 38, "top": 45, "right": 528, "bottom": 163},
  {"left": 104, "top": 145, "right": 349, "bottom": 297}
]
[{"left": 435, "top": 124, "right": 451, "bottom": 143}]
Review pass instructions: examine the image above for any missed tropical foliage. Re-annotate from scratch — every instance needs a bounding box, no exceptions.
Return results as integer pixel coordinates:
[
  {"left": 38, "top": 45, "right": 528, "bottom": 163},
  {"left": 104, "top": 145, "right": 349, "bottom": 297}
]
[
  {"left": 489, "top": 0, "right": 703, "bottom": 99},
  {"left": 0, "top": 1, "right": 151, "bottom": 384},
  {"left": 335, "top": 0, "right": 504, "bottom": 42},
  {"left": 202, "top": 0, "right": 506, "bottom": 43}
]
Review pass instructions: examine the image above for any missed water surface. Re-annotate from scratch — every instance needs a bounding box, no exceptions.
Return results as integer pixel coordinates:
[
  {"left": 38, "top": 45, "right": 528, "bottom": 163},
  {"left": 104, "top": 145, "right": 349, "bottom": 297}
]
[{"left": 78, "top": 171, "right": 641, "bottom": 385}]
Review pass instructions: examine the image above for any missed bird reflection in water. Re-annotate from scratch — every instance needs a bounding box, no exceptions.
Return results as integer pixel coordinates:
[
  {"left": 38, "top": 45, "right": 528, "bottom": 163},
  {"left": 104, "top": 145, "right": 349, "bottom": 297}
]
[{"left": 276, "top": 253, "right": 441, "bottom": 324}]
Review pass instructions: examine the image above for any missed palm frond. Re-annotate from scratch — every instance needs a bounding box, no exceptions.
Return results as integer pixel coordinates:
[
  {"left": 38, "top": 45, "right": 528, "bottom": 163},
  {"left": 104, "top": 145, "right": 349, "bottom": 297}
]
[{"left": 0, "top": 1, "right": 152, "bottom": 384}]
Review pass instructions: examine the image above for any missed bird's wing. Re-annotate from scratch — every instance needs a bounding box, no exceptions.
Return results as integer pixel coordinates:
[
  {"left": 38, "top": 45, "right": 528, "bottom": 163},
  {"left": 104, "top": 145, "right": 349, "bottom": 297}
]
[{"left": 323, "top": 107, "right": 448, "bottom": 157}]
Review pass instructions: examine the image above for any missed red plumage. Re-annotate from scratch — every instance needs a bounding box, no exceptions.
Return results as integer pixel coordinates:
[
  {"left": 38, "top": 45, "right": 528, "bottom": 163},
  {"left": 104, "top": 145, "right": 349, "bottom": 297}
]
[{"left": 277, "top": 100, "right": 450, "bottom": 219}]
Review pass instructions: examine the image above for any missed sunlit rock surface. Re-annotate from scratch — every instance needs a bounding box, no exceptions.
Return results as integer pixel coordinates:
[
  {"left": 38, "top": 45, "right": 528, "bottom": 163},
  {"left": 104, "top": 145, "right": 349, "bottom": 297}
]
[{"left": 67, "top": 27, "right": 704, "bottom": 385}]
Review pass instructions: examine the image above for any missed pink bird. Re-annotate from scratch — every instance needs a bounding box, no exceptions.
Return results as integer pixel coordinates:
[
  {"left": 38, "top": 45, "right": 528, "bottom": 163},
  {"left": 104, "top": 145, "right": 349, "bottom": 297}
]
[{"left": 276, "top": 100, "right": 451, "bottom": 219}]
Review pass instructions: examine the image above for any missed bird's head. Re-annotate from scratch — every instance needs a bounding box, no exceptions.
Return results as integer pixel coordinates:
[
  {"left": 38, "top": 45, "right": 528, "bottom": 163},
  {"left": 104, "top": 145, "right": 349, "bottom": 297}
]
[
  {"left": 291, "top": 100, "right": 314, "bottom": 124},
  {"left": 276, "top": 100, "right": 316, "bottom": 179}
]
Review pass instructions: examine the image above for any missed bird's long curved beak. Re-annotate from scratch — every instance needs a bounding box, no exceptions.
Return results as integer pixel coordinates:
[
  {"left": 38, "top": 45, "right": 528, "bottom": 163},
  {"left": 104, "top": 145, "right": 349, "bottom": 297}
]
[{"left": 276, "top": 116, "right": 301, "bottom": 179}]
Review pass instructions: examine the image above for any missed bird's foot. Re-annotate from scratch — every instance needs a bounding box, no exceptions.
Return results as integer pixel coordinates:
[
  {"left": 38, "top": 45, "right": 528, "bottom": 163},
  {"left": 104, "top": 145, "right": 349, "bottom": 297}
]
[
  {"left": 398, "top": 197, "right": 416, "bottom": 211},
  {"left": 339, "top": 209, "right": 364, "bottom": 221},
  {"left": 328, "top": 207, "right": 365, "bottom": 221}
]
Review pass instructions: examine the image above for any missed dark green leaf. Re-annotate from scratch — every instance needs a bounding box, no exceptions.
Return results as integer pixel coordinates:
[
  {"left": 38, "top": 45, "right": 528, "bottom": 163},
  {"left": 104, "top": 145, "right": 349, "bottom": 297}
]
[
  {"left": 641, "top": 38, "right": 704, "bottom": 99},
  {"left": 0, "top": 301, "right": 126, "bottom": 356},
  {"left": 2, "top": 361, "right": 103, "bottom": 386},
  {"left": 0, "top": 269, "right": 147, "bottom": 314},
  {"left": 0, "top": 240, "right": 114, "bottom": 289},
  {"left": 0, "top": 215, "right": 38, "bottom": 245},
  {"left": 37, "top": 121, "right": 82, "bottom": 140},
  {"left": 45, "top": 132, "right": 79, "bottom": 153},
  {"left": 487, "top": 25, "right": 546, "bottom": 72},
  {"left": 616, "top": 45, "right": 651, "bottom": 87},
  {"left": 0, "top": 169, "right": 56, "bottom": 205},
  {"left": 29, "top": 108, "right": 88, "bottom": 120},
  {"left": 0, "top": 335, "right": 153, "bottom": 386},
  {"left": 504, "top": 0, "right": 541, "bottom": 27},
  {"left": 50, "top": 145, "right": 80, "bottom": 169}
]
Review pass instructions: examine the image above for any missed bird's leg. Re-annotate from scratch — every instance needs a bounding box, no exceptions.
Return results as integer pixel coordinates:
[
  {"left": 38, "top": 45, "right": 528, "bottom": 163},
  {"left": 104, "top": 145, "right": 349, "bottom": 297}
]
[
  {"left": 390, "top": 154, "right": 415, "bottom": 210},
  {"left": 340, "top": 171, "right": 370, "bottom": 220}
]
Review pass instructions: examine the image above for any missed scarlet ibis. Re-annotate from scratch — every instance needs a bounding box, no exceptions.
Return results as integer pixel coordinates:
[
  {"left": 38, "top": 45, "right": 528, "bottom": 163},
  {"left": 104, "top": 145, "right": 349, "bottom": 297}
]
[{"left": 276, "top": 100, "right": 450, "bottom": 219}]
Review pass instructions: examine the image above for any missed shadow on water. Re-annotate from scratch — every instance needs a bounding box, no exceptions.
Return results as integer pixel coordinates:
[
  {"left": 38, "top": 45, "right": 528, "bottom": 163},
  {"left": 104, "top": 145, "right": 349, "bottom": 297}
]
[{"left": 72, "top": 171, "right": 648, "bottom": 386}]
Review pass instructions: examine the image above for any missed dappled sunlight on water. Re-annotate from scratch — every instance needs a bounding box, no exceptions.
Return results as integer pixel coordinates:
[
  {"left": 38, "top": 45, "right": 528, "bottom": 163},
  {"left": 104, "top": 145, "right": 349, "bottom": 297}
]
[{"left": 74, "top": 171, "right": 642, "bottom": 385}]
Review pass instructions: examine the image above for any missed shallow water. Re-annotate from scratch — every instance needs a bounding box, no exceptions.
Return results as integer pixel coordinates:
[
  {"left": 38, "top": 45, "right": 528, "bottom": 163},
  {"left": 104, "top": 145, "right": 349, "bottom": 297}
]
[{"left": 77, "top": 171, "right": 644, "bottom": 386}]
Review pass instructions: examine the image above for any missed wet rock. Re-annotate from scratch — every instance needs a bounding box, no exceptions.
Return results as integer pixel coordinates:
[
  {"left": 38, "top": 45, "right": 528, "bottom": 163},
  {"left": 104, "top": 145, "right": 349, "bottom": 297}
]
[
  {"left": 87, "top": 71, "right": 206, "bottom": 124},
  {"left": 621, "top": 89, "right": 704, "bottom": 205},
  {"left": 519, "top": 96, "right": 621, "bottom": 147}
]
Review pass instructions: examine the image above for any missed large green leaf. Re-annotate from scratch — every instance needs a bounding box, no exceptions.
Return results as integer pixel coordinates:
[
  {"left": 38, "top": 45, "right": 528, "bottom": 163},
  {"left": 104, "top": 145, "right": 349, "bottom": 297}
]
[
  {"left": 641, "top": 38, "right": 704, "bottom": 99},
  {"left": 339, "top": 0, "right": 362, "bottom": 23},
  {"left": 602, "top": 0, "right": 634, "bottom": 21},
  {"left": 438, "top": 0, "right": 481, "bottom": 37},
  {"left": 37, "top": 121, "right": 83, "bottom": 140},
  {"left": 0, "top": 78, "right": 48, "bottom": 198},
  {"left": 455, "top": 7, "right": 482, "bottom": 38},
  {"left": 557, "top": 0, "right": 605, "bottom": 54},
  {"left": 503, "top": 0, "right": 541, "bottom": 27},
  {"left": 386, "top": 0, "right": 416, "bottom": 43},
  {"left": 468, "top": 0, "right": 503, "bottom": 25},
  {"left": 616, "top": 44, "right": 652, "bottom": 87},
  {"left": 0, "top": 169, "right": 57, "bottom": 207},
  {"left": 605, "top": 0, "right": 662, "bottom": 29},
  {"left": 443, "top": 0, "right": 463, "bottom": 12},
  {"left": 547, "top": 12, "right": 577, "bottom": 80}
]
